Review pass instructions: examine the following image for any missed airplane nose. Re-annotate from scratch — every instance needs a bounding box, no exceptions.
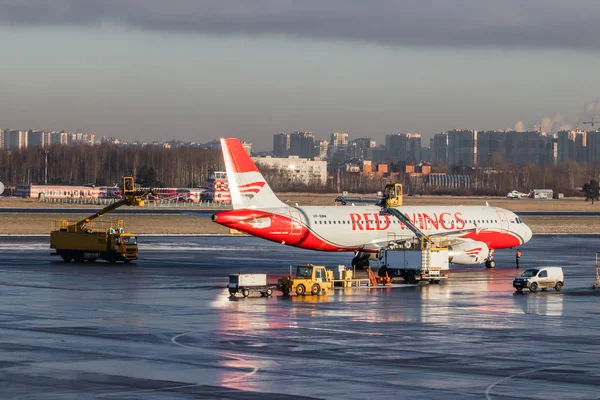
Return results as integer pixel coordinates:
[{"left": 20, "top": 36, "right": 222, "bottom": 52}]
[{"left": 523, "top": 224, "right": 533, "bottom": 243}]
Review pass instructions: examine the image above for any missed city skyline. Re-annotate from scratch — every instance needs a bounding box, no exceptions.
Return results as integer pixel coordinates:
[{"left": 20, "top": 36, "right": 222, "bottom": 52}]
[{"left": 1, "top": 1, "right": 600, "bottom": 151}]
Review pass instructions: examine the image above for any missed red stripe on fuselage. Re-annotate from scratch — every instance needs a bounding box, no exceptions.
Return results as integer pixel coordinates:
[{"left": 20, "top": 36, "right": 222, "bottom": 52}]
[{"left": 461, "top": 231, "right": 521, "bottom": 249}]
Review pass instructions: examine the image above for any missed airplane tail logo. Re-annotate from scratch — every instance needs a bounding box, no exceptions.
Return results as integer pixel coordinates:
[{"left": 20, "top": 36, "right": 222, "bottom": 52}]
[{"left": 220, "top": 138, "right": 285, "bottom": 210}]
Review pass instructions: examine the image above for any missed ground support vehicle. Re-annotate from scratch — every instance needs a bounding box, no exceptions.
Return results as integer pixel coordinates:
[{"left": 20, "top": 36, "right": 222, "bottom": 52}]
[
  {"left": 50, "top": 177, "right": 151, "bottom": 264},
  {"left": 513, "top": 267, "right": 564, "bottom": 292},
  {"left": 277, "top": 265, "right": 335, "bottom": 295},
  {"left": 228, "top": 273, "right": 274, "bottom": 297},
  {"left": 51, "top": 220, "right": 138, "bottom": 263},
  {"left": 378, "top": 239, "right": 449, "bottom": 284},
  {"left": 367, "top": 267, "right": 392, "bottom": 286},
  {"left": 331, "top": 265, "right": 371, "bottom": 287}
]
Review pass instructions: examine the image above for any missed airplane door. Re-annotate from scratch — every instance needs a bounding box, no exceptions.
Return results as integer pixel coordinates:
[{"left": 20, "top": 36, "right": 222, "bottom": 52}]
[
  {"left": 289, "top": 210, "right": 302, "bottom": 236},
  {"left": 497, "top": 211, "right": 509, "bottom": 232}
]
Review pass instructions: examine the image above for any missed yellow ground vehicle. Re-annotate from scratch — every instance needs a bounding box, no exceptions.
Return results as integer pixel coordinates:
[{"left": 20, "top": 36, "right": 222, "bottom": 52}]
[
  {"left": 277, "top": 264, "right": 334, "bottom": 295},
  {"left": 334, "top": 183, "right": 404, "bottom": 207},
  {"left": 50, "top": 177, "right": 151, "bottom": 264},
  {"left": 382, "top": 183, "right": 403, "bottom": 207}
]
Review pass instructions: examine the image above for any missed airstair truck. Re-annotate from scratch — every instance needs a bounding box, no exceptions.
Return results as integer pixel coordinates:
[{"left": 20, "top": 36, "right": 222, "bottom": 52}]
[
  {"left": 378, "top": 184, "right": 449, "bottom": 284},
  {"left": 50, "top": 177, "right": 152, "bottom": 263}
]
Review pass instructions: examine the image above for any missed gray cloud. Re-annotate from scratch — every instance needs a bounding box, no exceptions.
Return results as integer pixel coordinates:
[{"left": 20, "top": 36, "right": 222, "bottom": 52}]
[{"left": 1, "top": 0, "right": 600, "bottom": 50}]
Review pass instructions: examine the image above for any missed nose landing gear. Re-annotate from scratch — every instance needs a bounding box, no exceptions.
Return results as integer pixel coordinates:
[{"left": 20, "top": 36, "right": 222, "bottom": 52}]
[{"left": 485, "top": 255, "right": 496, "bottom": 269}]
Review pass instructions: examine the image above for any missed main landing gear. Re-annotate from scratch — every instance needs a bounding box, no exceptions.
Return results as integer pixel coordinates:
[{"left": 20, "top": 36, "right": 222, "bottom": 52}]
[
  {"left": 485, "top": 252, "right": 496, "bottom": 269},
  {"left": 351, "top": 252, "right": 371, "bottom": 269}
]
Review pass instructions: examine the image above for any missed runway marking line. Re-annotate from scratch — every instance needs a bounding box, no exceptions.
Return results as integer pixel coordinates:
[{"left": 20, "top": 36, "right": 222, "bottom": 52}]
[{"left": 484, "top": 365, "right": 562, "bottom": 400}]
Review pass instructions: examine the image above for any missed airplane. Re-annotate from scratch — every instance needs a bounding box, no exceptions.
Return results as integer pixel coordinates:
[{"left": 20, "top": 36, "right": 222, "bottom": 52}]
[
  {"left": 212, "top": 138, "right": 533, "bottom": 269},
  {"left": 506, "top": 190, "right": 529, "bottom": 199}
]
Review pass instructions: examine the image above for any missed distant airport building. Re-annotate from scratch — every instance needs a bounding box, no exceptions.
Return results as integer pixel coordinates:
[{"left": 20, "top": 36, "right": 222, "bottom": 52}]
[
  {"left": 273, "top": 133, "right": 290, "bottom": 157},
  {"left": 4, "top": 130, "right": 28, "bottom": 150},
  {"left": 386, "top": 133, "right": 421, "bottom": 163},
  {"left": 447, "top": 129, "right": 477, "bottom": 168},
  {"left": 241, "top": 141, "right": 252, "bottom": 156},
  {"left": 477, "top": 130, "right": 506, "bottom": 166},
  {"left": 50, "top": 131, "right": 68, "bottom": 145},
  {"left": 252, "top": 155, "right": 328, "bottom": 185},
  {"left": 288, "top": 131, "right": 315, "bottom": 159},
  {"left": 317, "top": 140, "right": 329, "bottom": 159},
  {"left": 347, "top": 137, "right": 375, "bottom": 161},
  {"left": 206, "top": 170, "right": 231, "bottom": 204},
  {"left": 586, "top": 131, "right": 600, "bottom": 163},
  {"left": 430, "top": 133, "right": 448, "bottom": 165},
  {"left": 557, "top": 129, "right": 587, "bottom": 163},
  {"left": 368, "top": 145, "right": 387, "bottom": 163},
  {"left": 15, "top": 185, "right": 119, "bottom": 199},
  {"left": 330, "top": 132, "right": 349, "bottom": 152},
  {"left": 427, "top": 173, "right": 474, "bottom": 190},
  {"left": 27, "top": 130, "right": 50, "bottom": 148}
]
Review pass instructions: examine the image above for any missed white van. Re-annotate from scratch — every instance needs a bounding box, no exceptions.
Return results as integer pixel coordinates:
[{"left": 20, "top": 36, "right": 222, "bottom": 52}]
[{"left": 513, "top": 267, "right": 564, "bottom": 292}]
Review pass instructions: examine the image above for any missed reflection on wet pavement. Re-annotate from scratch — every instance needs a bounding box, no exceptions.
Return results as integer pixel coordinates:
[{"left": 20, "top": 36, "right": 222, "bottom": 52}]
[{"left": 0, "top": 235, "right": 599, "bottom": 399}]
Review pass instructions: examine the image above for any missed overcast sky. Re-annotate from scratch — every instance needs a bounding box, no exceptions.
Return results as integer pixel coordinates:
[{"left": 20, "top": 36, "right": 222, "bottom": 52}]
[{"left": 1, "top": 0, "right": 600, "bottom": 150}]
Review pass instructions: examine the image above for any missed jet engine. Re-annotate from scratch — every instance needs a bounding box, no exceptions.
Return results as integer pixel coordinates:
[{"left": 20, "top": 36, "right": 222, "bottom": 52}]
[{"left": 448, "top": 241, "right": 490, "bottom": 265}]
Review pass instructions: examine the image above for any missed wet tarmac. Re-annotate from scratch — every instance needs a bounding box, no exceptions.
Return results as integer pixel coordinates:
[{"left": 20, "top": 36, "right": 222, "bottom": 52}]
[{"left": 0, "top": 235, "right": 599, "bottom": 399}]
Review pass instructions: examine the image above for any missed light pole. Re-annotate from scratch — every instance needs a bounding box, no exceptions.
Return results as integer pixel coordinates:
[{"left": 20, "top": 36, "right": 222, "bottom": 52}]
[{"left": 44, "top": 148, "right": 49, "bottom": 185}]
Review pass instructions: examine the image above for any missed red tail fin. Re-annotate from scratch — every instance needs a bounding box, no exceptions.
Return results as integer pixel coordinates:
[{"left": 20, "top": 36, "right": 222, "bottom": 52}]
[{"left": 220, "top": 138, "right": 285, "bottom": 209}]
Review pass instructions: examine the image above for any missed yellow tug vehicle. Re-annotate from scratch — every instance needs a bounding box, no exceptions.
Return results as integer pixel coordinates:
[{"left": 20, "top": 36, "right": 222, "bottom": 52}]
[{"left": 277, "top": 264, "right": 335, "bottom": 295}]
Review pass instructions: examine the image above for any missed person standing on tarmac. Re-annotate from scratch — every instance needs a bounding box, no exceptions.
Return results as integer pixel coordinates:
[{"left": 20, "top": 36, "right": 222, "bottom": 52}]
[{"left": 516, "top": 249, "right": 522, "bottom": 268}]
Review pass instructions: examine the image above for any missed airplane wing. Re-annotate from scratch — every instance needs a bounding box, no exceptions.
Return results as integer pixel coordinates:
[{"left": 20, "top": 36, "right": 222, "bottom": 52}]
[
  {"left": 180, "top": 211, "right": 214, "bottom": 218},
  {"left": 365, "top": 227, "right": 481, "bottom": 250}
]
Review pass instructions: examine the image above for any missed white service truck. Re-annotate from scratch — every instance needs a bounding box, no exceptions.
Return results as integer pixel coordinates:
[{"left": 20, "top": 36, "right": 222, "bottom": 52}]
[
  {"left": 379, "top": 248, "right": 449, "bottom": 284},
  {"left": 513, "top": 267, "right": 564, "bottom": 292},
  {"left": 228, "top": 273, "right": 274, "bottom": 297}
]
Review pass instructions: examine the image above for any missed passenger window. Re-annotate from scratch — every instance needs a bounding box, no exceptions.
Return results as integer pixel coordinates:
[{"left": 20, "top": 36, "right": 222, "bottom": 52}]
[{"left": 539, "top": 271, "right": 548, "bottom": 278}]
